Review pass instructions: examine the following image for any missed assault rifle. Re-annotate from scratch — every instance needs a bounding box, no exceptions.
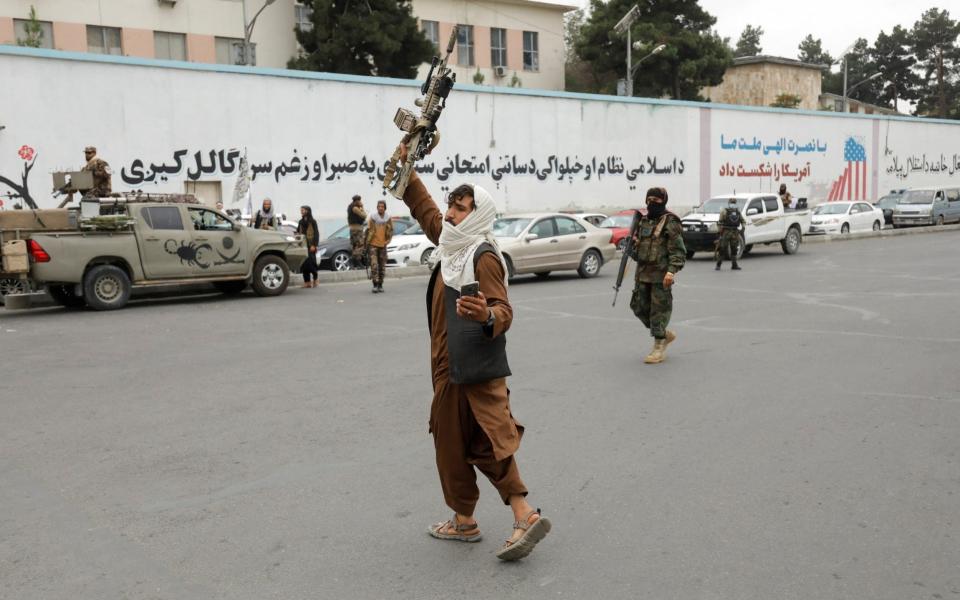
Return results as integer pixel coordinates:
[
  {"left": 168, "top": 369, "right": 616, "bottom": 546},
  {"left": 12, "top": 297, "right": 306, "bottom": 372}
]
[
  {"left": 612, "top": 209, "right": 642, "bottom": 307},
  {"left": 382, "top": 26, "right": 458, "bottom": 199}
]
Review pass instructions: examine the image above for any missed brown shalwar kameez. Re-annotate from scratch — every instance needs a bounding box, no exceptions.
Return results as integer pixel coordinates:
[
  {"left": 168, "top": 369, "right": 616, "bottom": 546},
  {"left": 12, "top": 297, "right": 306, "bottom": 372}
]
[{"left": 403, "top": 172, "right": 528, "bottom": 516}]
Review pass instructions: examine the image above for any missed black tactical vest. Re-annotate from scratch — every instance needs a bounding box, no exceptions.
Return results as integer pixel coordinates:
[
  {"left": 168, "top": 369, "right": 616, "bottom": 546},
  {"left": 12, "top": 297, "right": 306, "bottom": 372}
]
[
  {"left": 426, "top": 243, "right": 511, "bottom": 385},
  {"left": 724, "top": 208, "right": 741, "bottom": 228},
  {"left": 347, "top": 204, "right": 365, "bottom": 225}
]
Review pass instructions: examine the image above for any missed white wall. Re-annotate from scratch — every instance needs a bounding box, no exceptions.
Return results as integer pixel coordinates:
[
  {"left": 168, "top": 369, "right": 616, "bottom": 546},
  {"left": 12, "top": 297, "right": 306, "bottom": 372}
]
[{"left": 2, "top": 49, "right": 960, "bottom": 225}]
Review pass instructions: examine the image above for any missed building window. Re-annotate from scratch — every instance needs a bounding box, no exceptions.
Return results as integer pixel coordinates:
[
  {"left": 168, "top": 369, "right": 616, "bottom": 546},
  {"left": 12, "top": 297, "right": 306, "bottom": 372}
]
[
  {"left": 295, "top": 2, "right": 313, "bottom": 32},
  {"left": 421, "top": 20, "right": 439, "bottom": 51},
  {"left": 87, "top": 25, "right": 122, "bottom": 55},
  {"left": 154, "top": 31, "right": 187, "bottom": 61},
  {"left": 523, "top": 31, "right": 539, "bottom": 71},
  {"left": 216, "top": 36, "right": 245, "bottom": 65},
  {"left": 490, "top": 27, "right": 507, "bottom": 68},
  {"left": 457, "top": 25, "right": 474, "bottom": 67},
  {"left": 13, "top": 18, "right": 54, "bottom": 49}
]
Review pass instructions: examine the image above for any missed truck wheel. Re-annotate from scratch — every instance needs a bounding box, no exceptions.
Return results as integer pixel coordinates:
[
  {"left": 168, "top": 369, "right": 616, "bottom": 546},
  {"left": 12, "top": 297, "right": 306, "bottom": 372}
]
[
  {"left": 213, "top": 281, "right": 246, "bottom": 295},
  {"left": 781, "top": 227, "right": 801, "bottom": 255},
  {"left": 577, "top": 249, "right": 602, "bottom": 278},
  {"left": 83, "top": 265, "right": 131, "bottom": 311},
  {"left": 735, "top": 235, "right": 746, "bottom": 260},
  {"left": 251, "top": 255, "right": 289, "bottom": 297},
  {"left": 0, "top": 278, "right": 29, "bottom": 306},
  {"left": 685, "top": 250, "right": 696, "bottom": 259},
  {"left": 47, "top": 284, "right": 86, "bottom": 308}
]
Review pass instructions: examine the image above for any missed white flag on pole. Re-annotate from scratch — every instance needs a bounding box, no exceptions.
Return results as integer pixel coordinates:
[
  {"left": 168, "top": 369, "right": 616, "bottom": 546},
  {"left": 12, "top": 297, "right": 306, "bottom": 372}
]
[{"left": 232, "top": 148, "right": 253, "bottom": 216}]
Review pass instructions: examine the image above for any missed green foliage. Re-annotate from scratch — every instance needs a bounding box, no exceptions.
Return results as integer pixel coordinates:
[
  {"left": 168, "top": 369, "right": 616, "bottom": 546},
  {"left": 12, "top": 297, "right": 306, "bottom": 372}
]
[
  {"left": 871, "top": 26, "right": 922, "bottom": 109},
  {"left": 909, "top": 7, "right": 960, "bottom": 117},
  {"left": 473, "top": 68, "right": 485, "bottom": 85},
  {"left": 797, "top": 35, "right": 842, "bottom": 95},
  {"left": 840, "top": 38, "right": 885, "bottom": 106},
  {"left": 289, "top": 0, "right": 434, "bottom": 79},
  {"left": 770, "top": 94, "right": 802, "bottom": 109},
  {"left": 572, "top": 0, "right": 732, "bottom": 100},
  {"left": 734, "top": 25, "right": 763, "bottom": 57},
  {"left": 16, "top": 6, "right": 44, "bottom": 48}
]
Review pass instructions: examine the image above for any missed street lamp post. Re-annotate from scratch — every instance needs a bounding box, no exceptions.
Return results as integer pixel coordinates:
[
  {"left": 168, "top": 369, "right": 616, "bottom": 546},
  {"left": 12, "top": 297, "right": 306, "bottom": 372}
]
[
  {"left": 835, "top": 42, "right": 856, "bottom": 113},
  {"left": 844, "top": 72, "right": 882, "bottom": 111},
  {"left": 630, "top": 43, "right": 666, "bottom": 79},
  {"left": 242, "top": 0, "right": 276, "bottom": 66},
  {"left": 613, "top": 5, "right": 641, "bottom": 97}
]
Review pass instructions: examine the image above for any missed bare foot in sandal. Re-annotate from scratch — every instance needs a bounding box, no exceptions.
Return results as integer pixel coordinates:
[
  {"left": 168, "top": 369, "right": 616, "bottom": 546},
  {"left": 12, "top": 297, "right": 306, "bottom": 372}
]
[
  {"left": 496, "top": 497, "right": 552, "bottom": 561},
  {"left": 427, "top": 513, "right": 482, "bottom": 543}
]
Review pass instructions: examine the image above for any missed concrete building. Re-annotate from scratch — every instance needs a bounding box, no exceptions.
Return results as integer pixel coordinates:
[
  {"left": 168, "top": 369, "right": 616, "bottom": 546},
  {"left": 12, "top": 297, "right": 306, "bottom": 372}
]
[
  {"left": 703, "top": 56, "right": 826, "bottom": 111},
  {"left": 818, "top": 93, "right": 901, "bottom": 116},
  {"left": 0, "top": 0, "right": 574, "bottom": 90}
]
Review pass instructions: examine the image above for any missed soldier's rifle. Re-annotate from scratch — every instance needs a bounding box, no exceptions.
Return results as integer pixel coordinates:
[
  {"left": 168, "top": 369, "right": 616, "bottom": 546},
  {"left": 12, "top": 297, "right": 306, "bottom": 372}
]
[
  {"left": 382, "top": 26, "right": 458, "bottom": 199},
  {"left": 612, "top": 209, "right": 642, "bottom": 307}
]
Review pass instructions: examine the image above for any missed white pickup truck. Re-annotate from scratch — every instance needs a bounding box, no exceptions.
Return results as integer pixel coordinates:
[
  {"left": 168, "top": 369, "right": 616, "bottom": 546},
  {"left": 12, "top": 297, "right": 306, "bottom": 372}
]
[{"left": 681, "top": 193, "right": 811, "bottom": 259}]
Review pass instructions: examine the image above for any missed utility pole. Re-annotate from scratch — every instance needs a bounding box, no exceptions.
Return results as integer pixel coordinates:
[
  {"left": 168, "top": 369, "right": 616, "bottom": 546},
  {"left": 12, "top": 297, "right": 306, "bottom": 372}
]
[
  {"left": 613, "top": 5, "right": 641, "bottom": 97},
  {"left": 242, "top": 0, "right": 276, "bottom": 66}
]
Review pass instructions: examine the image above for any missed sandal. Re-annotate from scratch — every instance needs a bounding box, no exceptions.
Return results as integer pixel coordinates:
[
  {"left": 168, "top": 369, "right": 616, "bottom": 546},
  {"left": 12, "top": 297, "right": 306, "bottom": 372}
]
[
  {"left": 496, "top": 508, "right": 551, "bottom": 561},
  {"left": 427, "top": 515, "right": 483, "bottom": 543}
]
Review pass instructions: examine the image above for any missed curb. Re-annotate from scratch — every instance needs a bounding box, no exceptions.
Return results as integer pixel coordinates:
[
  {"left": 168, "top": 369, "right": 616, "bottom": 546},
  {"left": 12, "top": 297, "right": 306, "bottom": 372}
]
[
  {"left": 802, "top": 223, "right": 960, "bottom": 245},
  {"left": 315, "top": 265, "right": 432, "bottom": 284}
]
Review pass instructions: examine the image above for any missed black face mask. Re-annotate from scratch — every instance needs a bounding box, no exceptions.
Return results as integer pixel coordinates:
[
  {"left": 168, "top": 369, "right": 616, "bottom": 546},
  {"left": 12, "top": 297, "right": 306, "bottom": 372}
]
[{"left": 647, "top": 202, "right": 666, "bottom": 219}]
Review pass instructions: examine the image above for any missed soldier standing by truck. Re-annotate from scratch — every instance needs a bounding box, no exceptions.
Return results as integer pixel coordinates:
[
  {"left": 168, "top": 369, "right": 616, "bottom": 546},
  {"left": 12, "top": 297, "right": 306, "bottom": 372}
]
[
  {"left": 629, "top": 187, "right": 686, "bottom": 365},
  {"left": 347, "top": 195, "right": 367, "bottom": 268},
  {"left": 81, "top": 146, "right": 112, "bottom": 197},
  {"left": 715, "top": 198, "right": 745, "bottom": 271}
]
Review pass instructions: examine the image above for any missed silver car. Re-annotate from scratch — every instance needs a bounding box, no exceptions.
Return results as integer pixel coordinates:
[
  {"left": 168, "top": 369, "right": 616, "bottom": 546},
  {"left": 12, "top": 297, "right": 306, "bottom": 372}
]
[{"left": 493, "top": 213, "right": 616, "bottom": 279}]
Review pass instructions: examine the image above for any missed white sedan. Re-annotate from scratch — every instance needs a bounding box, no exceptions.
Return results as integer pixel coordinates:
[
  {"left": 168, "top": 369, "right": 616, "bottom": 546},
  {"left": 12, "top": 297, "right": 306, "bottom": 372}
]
[
  {"left": 809, "top": 201, "right": 884, "bottom": 235},
  {"left": 387, "top": 223, "right": 436, "bottom": 267}
]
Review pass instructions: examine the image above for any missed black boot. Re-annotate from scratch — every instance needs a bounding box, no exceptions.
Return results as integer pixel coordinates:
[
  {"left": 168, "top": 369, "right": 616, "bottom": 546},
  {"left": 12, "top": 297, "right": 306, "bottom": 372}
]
[
  {"left": 715, "top": 262, "right": 721, "bottom": 270},
  {"left": 732, "top": 262, "right": 741, "bottom": 270}
]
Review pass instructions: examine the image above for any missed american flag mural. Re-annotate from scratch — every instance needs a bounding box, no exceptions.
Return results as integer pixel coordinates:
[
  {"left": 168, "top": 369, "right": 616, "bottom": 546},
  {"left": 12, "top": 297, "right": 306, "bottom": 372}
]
[{"left": 827, "top": 137, "right": 867, "bottom": 201}]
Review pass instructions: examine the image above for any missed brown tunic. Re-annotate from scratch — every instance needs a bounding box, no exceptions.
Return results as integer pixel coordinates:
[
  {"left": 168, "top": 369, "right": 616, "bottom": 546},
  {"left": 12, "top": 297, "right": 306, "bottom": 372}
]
[{"left": 403, "top": 172, "right": 526, "bottom": 513}]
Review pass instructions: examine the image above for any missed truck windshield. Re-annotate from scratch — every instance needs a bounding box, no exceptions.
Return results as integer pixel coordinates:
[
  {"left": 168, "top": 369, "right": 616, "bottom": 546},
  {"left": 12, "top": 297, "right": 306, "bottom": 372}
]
[
  {"left": 901, "top": 190, "right": 935, "bottom": 204},
  {"left": 701, "top": 198, "right": 744, "bottom": 214},
  {"left": 813, "top": 204, "right": 849, "bottom": 215}
]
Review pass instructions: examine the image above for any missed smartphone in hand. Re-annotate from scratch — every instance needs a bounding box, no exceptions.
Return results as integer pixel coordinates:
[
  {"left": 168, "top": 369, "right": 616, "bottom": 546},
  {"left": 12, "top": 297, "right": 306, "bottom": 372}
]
[{"left": 460, "top": 281, "right": 480, "bottom": 297}]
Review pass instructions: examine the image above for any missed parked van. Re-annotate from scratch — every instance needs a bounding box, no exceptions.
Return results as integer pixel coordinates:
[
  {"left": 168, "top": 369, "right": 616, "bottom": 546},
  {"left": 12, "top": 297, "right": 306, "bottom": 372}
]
[{"left": 892, "top": 187, "right": 960, "bottom": 227}]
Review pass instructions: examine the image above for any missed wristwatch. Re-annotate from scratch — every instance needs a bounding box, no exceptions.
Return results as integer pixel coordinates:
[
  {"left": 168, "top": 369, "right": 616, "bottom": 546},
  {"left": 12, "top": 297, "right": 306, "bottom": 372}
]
[{"left": 482, "top": 309, "right": 495, "bottom": 334}]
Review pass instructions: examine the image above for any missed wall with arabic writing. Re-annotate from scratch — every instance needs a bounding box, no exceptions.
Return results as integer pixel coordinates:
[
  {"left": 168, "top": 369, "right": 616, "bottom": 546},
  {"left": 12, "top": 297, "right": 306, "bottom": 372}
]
[{"left": 2, "top": 47, "right": 960, "bottom": 224}]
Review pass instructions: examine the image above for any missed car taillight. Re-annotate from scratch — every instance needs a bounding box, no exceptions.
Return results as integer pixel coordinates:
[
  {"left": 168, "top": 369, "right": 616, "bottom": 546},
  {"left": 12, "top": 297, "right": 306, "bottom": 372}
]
[{"left": 28, "top": 239, "right": 51, "bottom": 262}]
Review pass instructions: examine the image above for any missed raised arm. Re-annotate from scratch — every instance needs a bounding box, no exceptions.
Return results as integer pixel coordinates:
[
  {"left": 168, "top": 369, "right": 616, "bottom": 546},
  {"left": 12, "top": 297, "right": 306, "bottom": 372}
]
[{"left": 401, "top": 171, "right": 443, "bottom": 245}]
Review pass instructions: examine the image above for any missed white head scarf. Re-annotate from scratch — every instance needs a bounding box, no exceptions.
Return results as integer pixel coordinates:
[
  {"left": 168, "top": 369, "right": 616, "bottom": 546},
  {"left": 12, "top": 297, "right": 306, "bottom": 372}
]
[{"left": 434, "top": 184, "right": 508, "bottom": 291}]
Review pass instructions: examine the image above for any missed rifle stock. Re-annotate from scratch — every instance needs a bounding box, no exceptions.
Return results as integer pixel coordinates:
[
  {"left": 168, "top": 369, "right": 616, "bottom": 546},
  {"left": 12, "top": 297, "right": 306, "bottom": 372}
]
[{"left": 612, "top": 210, "right": 642, "bottom": 307}]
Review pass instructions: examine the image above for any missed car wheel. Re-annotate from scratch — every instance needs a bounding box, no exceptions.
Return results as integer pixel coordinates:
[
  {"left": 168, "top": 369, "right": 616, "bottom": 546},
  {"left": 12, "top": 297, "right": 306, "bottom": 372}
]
[
  {"left": 47, "top": 284, "right": 86, "bottom": 308},
  {"left": 840, "top": 223, "right": 850, "bottom": 234},
  {"left": 0, "top": 277, "right": 30, "bottom": 306},
  {"left": 936, "top": 215, "right": 945, "bottom": 226},
  {"left": 251, "top": 255, "right": 290, "bottom": 297},
  {"left": 83, "top": 265, "right": 131, "bottom": 311},
  {"left": 535, "top": 271, "right": 551, "bottom": 279},
  {"left": 873, "top": 220, "right": 881, "bottom": 232},
  {"left": 504, "top": 255, "right": 516, "bottom": 279},
  {"left": 331, "top": 250, "right": 351, "bottom": 271},
  {"left": 213, "top": 281, "right": 247, "bottom": 295},
  {"left": 577, "top": 249, "right": 602, "bottom": 278},
  {"left": 781, "top": 226, "right": 801, "bottom": 255},
  {"left": 420, "top": 247, "right": 434, "bottom": 265},
  {"left": 685, "top": 249, "right": 696, "bottom": 259}
]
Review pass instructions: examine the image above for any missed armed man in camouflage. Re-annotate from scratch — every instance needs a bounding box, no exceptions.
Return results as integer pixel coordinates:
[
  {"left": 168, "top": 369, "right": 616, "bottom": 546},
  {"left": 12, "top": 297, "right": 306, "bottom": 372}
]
[
  {"left": 365, "top": 200, "right": 394, "bottom": 293},
  {"left": 81, "top": 146, "right": 112, "bottom": 197},
  {"left": 629, "top": 187, "right": 686, "bottom": 364},
  {"left": 715, "top": 197, "right": 745, "bottom": 271},
  {"left": 347, "top": 195, "right": 367, "bottom": 268}
]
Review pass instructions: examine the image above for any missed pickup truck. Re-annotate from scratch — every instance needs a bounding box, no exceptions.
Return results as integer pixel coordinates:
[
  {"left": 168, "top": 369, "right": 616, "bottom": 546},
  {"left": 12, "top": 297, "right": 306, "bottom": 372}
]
[
  {"left": 0, "top": 196, "right": 307, "bottom": 310},
  {"left": 680, "top": 193, "right": 811, "bottom": 259}
]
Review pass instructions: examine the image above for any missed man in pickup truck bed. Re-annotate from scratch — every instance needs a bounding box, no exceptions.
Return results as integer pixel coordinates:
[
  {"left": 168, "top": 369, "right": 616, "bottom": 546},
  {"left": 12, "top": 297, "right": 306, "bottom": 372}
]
[
  {"left": 629, "top": 187, "right": 686, "bottom": 364},
  {"left": 398, "top": 144, "right": 551, "bottom": 562},
  {"left": 82, "top": 146, "right": 112, "bottom": 197}
]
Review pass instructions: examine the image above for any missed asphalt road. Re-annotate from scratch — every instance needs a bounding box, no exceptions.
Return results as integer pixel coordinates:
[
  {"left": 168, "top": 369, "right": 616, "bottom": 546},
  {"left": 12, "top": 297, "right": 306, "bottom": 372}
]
[{"left": 2, "top": 232, "right": 959, "bottom": 600}]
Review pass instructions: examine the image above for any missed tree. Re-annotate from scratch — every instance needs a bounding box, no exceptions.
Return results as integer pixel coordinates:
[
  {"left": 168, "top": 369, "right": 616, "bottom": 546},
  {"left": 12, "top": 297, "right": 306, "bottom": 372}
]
[
  {"left": 564, "top": 8, "right": 600, "bottom": 92},
  {"left": 910, "top": 7, "right": 960, "bottom": 118},
  {"left": 289, "top": 0, "right": 434, "bottom": 79},
  {"left": 573, "top": 0, "right": 732, "bottom": 100},
  {"left": 16, "top": 6, "right": 44, "bottom": 48},
  {"left": 838, "top": 38, "right": 884, "bottom": 106},
  {"left": 871, "top": 26, "right": 922, "bottom": 109},
  {"left": 798, "top": 34, "right": 841, "bottom": 95},
  {"left": 734, "top": 24, "right": 763, "bottom": 57},
  {"left": 770, "top": 93, "right": 801, "bottom": 109}
]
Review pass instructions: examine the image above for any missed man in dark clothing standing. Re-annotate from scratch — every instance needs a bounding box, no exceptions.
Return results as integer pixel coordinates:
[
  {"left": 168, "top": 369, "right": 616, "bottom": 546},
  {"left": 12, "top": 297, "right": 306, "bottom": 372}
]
[
  {"left": 297, "top": 205, "right": 320, "bottom": 288},
  {"left": 347, "top": 195, "right": 367, "bottom": 268},
  {"left": 629, "top": 187, "right": 686, "bottom": 364}
]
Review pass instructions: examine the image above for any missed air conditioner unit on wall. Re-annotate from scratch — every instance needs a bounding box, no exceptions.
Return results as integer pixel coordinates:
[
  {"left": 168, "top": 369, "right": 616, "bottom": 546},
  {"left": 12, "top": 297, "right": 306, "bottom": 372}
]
[{"left": 493, "top": 66, "right": 507, "bottom": 78}]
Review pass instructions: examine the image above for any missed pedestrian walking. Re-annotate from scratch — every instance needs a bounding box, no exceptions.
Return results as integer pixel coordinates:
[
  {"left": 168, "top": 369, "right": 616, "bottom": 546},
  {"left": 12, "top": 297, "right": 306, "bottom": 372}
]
[
  {"left": 298, "top": 205, "right": 320, "bottom": 288},
  {"left": 347, "top": 195, "right": 367, "bottom": 268},
  {"left": 365, "top": 200, "right": 394, "bottom": 293},
  {"left": 629, "top": 187, "right": 686, "bottom": 364},
  {"left": 715, "top": 198, "right": 745, "bottom": 271},
  {"left": 398, "top": 145, "right": 552, "bottom": 562},
  {"left": 253, "top": 198, "right": 278, "bottom": 230}
]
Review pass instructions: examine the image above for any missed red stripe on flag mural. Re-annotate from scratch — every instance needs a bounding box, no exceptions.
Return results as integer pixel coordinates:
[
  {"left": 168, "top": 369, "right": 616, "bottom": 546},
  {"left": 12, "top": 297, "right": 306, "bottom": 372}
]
[
  {"left": 828, "top": 180, "right": 835, "bottom": 201},
  {"left": 863, "top": 160, "right": 868, "bottom": 199},
  {"left": 855, "top": 161, "right": 860, "bottom": 200},
  {"left": 838, "top": 168, "right": 847, "bottom": 201},
  {"left": 847, "top": 162, "right": 853, "bottom": 200}
]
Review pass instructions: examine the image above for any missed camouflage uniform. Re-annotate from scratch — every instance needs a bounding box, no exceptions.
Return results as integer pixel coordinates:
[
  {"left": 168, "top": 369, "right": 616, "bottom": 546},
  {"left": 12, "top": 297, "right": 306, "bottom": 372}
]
[
  {"left": 347, "top": 203, "right": 367, "bottom": 267},
  {"left": 82, "top": 153, "right": 112, "bottom": 197},
  {"left": 629, "top": 213, "right": 686, "bottom": 339},
  {"left": 715, "top": 206, "right": 745, "bottom": 268},
  {"left": 365, "top": 216, "right": 394, "bottom": 290}
]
